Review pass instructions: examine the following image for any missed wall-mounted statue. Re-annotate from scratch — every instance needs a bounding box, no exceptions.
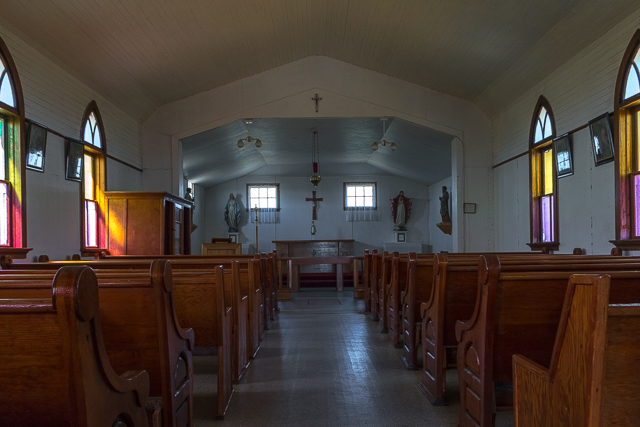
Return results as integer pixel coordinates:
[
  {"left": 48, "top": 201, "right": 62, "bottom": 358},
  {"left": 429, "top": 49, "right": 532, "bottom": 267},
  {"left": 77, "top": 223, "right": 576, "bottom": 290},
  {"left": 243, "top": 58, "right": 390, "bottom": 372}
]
[
  {"left": 391, "top": 191, "right": 413, "bottom": 231},
  {"left": 224, "top": 193, "right": 241, "bottom": 232},
  {"left": 439, "top": 186, "right": 451, "bottom": 223}
]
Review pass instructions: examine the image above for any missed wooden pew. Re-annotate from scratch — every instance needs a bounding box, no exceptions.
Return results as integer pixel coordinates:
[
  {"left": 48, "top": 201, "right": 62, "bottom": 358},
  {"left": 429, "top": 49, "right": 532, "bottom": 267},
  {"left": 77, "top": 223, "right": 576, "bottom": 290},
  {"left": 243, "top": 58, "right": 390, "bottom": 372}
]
[
  {"left": 101, "top": 251, "right": 279, "bottom": 327},
  {"left": 387, "top": 252, "right": 409, "bottom": 347},
  {"left": 401, "top": 252, "right": 435, "bottom": 369},
  {"left": 369, "top": 250, "right": 384, "bottom": 321},
  {"left": 4, "top": 254, "right": 263, "bottom": 364},
  {"left": 363, "top": 249, "right": 372, "bottom": 312},
  {"left": 455, "top": 255, "right": 640, "bottom": 427},
  {"left": 513, "top": 274, "right": 640, "bottom": 426},
  {"left": 377, "top": 251, "right": 393, "bottom": 332},
  {"left": 169, "top": 266, "right": 235, "bottom": 419},
  {"left": 0, "top": 260, "right": 196, "bottom": 427},
  {"left": 419, "top": 253, "right": 640, "bottom": 406},
  {"left": 0, "top": 266, "right": 150, "bottom": 426}
]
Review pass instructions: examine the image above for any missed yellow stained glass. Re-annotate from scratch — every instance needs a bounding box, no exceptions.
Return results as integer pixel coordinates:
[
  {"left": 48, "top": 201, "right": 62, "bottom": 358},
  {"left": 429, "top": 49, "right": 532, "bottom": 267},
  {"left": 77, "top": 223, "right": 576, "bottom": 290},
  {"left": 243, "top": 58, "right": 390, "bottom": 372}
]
[
  {"left": 543, "top": 149, "right": 553, "bottom": 195},
  {"left": 84, "top": 153, "right": 95, "bottom": 200}
]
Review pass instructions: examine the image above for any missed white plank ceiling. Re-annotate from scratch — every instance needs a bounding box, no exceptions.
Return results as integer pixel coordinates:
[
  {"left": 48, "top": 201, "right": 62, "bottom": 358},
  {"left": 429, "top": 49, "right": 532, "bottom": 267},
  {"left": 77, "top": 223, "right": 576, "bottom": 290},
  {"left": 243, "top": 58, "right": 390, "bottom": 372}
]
[
  {"left": 1, "top": 0, "right": 638, "bottom": 187},
  {"left": 182, "top": 117, "right": 453, "bottom": 187},
  {"left": 1, "top": 0, "right": 637, "bottom": 120}
]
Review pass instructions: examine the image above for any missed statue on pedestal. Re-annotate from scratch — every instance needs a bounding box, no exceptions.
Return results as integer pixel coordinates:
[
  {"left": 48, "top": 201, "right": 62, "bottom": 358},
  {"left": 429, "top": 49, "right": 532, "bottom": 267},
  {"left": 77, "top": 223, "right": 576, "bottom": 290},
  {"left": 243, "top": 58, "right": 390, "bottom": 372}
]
[
  {"left": 224, "top": 193, "right": 241, "bottom": 232},
  {"left": 436, "top": 186, "right": 452, "bottom": 235},
  {"left": 439, "top": 186, "right": 451, "bottom": 223},
  {"left": 391, "top": 191, "right": 413, "bottom": 231}
]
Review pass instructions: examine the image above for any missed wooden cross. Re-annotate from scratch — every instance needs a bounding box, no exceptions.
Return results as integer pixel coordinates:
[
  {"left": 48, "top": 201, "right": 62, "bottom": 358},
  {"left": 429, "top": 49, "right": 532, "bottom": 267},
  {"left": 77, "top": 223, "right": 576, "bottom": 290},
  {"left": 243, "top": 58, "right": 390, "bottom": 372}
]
[
  {"left": 305, "top": 191, "right": 323, "bottom": 220},
  {"left": 311, "top": 93, "right": 322, "bottom": 113}
]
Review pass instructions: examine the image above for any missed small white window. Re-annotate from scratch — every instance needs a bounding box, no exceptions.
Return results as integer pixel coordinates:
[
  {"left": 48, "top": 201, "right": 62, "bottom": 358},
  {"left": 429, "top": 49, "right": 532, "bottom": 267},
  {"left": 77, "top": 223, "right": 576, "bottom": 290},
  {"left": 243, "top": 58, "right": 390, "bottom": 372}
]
[
  {"left": 344, "top": 183, "right": 376, "bottom": 209},
  {"left": 247, "top": 184, "right": 279, "bottom": 210}
]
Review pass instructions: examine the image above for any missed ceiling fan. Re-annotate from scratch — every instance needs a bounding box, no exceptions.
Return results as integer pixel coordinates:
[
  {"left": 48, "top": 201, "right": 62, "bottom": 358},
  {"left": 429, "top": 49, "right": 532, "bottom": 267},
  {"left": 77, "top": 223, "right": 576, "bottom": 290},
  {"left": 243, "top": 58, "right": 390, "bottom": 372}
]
[{"left": 371, "top": 117, "right": 397, "bottom": 152}]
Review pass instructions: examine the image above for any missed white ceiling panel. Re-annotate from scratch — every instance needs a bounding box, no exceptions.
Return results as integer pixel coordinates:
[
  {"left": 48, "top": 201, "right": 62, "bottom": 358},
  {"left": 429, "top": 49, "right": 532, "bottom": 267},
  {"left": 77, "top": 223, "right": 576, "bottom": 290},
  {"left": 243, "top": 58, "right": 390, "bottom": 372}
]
[{"left": 1, "top": 0, "right": 637, "bottom": 121}]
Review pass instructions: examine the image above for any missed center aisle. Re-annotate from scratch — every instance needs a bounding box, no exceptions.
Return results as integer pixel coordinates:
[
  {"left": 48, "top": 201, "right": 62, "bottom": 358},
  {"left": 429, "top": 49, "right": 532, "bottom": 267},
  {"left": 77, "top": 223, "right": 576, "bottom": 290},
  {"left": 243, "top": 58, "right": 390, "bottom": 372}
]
[{"left": 192, "top": 289, "right": 513, "bottom": 426}]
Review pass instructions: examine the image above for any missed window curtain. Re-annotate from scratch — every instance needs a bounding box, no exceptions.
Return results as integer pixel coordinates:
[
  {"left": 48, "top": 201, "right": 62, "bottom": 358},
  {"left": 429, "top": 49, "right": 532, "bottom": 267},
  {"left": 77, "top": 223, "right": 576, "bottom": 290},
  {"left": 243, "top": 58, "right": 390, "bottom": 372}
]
[
  {"left": 345, "top": 207, "right": 378, "bottom": 222},
  {"left": 250, "top": 208, "right": 279, "bottom": 224}
]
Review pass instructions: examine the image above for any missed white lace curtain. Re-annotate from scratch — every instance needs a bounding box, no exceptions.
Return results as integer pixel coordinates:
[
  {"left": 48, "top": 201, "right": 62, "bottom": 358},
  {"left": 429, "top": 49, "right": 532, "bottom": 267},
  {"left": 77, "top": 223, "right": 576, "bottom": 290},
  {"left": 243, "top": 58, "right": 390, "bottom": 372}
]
[
  {"left": 250, "top": 208, "right": 279, "bottom": 224},
  {"left": 345, "top": 207, "right": 378, "bottom": 222}
]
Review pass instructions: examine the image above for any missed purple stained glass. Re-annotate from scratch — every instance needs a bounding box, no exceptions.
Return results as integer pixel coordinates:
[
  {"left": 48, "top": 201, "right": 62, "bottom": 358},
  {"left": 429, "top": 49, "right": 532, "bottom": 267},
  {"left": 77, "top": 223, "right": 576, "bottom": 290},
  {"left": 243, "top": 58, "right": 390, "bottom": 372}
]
[
  {"left": 541, "top": 195, "right": 554, "bottom": 242},
  {"left": 635, "top": 175, "right": 640, "bottom": 237}
]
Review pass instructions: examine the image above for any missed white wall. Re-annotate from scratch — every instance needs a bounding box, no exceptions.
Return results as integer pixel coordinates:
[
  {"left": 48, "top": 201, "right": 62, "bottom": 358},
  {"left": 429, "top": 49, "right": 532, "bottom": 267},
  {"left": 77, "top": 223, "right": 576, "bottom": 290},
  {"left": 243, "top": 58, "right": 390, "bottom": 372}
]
[
  {"left": 492, "top": 11, "right": 640, "bottom": 254},
  {"left": 201, "top": 174, "right": 430, "bottom": 256},
  {"left": 0, "top": 24, "right": 142, "bottom": 259},
  {"left": 190, "top": 183, "right": 206, "bottom": 255},
  {"left": 141, "top": 56, "right": 494, "bottom": 253}
]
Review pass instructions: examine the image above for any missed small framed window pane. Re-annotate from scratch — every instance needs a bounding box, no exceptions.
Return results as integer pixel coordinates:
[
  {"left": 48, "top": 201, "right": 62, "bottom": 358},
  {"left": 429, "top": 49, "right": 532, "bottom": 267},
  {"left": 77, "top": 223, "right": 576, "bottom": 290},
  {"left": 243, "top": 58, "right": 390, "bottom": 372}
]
[
  {"left": 0, "top": 114, "right": 5, "bottom": 180},
  {"left": 247, "top": 184, "right": 279, "bottom": 211},
  {"left": 344, "top": 183, "right": 377, "bottom": 209},
  {"left": 85, "top": 200, "right": 98, "bottom": 248},
  {"left": 84, "top": 153, "right": 95, "bottom": 200},
  {"left": 541, "top": 195, "right": 554, "bottom": 242},
  {"left": 0, "top": 182, "right": 9, "bottom": 246},
  {"left": 543, "top": 149, "right": 554, "bottom": 195},
  {"left": 634, "top": 174, "right": 640, "bottom": 237}
]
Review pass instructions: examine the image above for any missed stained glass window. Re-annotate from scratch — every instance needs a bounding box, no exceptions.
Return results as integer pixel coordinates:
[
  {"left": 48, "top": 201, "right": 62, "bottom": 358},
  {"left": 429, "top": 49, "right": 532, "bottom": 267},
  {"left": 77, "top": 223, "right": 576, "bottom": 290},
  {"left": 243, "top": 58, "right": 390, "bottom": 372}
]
[
  {"left": 529, "top": 96, "right": 557, "bottom": 249},
  {"left": 80, "top": 102, "right": 105, "bottom": 253}
]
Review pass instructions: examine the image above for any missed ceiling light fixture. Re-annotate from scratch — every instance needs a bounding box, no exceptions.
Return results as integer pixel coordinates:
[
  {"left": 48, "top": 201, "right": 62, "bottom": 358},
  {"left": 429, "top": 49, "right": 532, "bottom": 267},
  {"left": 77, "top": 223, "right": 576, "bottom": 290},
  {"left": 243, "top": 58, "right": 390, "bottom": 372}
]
[
  {"left": 310, "top": 130, "right": 321, "bottom": 187},
  {"left": 237, "top": 119, "right": 262, "bottom": 148},
  {"left": 371, "top": 117, "right": 397, "bottom": 152}
]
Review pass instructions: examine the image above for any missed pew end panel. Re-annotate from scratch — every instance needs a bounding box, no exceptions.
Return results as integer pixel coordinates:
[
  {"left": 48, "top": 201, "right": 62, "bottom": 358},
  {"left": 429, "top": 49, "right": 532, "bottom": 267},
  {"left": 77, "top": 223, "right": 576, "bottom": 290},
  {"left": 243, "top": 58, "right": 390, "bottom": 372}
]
[
  {"left": 514, "top": 274, "right": 640, "bottom": 427},
  {"left": 0, "top": 266, "right": 150, "bottom": 426},
  {"left": 402, "top": 253, "right": 436, "bottom": 370}
]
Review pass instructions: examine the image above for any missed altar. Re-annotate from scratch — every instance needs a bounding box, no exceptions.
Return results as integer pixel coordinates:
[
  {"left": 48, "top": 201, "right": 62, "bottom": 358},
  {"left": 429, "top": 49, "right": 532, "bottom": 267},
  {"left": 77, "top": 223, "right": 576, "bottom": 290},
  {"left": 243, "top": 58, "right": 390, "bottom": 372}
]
[
  {"left": 273, "top": 239, "right": 354, "bottom": 273},
  {"left": 273, "top": 239, "right": 355, "bottom": 297}
]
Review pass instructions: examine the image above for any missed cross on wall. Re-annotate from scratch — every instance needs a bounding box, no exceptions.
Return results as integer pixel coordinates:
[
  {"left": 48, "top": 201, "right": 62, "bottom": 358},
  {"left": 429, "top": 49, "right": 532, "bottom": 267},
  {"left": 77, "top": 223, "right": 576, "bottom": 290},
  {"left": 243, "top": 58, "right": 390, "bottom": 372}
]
[{"left": 305, "top": 190, "right": 323, "bottom": 220}]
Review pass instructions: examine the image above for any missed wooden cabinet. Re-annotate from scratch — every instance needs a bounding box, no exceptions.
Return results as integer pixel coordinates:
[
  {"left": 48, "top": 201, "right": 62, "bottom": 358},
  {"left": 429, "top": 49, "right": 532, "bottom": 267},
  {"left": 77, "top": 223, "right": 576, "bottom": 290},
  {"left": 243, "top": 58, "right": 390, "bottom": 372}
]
[{"left": 105, "top": 192, "right": 194, "bottom": 255}]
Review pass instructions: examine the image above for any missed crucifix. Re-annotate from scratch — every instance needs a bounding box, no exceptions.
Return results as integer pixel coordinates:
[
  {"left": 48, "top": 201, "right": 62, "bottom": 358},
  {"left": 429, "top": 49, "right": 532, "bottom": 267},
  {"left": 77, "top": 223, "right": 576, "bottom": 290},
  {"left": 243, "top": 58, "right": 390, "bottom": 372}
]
[
  {"left": 311, "top": 93, "right": 322, "bottom": 113},
  {"left": 305, "top": 190, "right": 323, "bottom": 220},
  {"left": 251, "top": 204, "right": 261, "bottom": 252}
]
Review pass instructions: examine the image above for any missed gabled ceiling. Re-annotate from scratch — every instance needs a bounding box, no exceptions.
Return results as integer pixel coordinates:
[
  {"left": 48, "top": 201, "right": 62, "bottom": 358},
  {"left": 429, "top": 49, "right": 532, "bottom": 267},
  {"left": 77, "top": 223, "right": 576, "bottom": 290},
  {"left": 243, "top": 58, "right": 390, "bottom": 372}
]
[
  {"left": 182, "top": 117, "right": 453, "bottom": 188},
  {"left": 1, "top": 0, "right": 637, "bottom": 121},
  {"left": 2, "top": 1, "right": 638, "bottom": 188}
]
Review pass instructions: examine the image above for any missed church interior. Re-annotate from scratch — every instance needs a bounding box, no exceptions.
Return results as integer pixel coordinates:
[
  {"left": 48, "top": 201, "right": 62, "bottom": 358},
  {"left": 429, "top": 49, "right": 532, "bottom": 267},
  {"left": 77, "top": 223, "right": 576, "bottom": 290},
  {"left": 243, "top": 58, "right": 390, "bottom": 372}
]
[{"left": 0, "top": 1, "right": 640, "bottom": 426}]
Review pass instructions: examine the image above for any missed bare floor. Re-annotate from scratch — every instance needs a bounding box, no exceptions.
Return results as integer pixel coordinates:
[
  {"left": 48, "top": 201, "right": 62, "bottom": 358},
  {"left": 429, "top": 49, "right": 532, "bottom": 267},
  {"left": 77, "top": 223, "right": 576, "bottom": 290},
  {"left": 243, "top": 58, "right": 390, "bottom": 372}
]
[{"left": 193, "top": 289, "right": 515, "bottom": 427}]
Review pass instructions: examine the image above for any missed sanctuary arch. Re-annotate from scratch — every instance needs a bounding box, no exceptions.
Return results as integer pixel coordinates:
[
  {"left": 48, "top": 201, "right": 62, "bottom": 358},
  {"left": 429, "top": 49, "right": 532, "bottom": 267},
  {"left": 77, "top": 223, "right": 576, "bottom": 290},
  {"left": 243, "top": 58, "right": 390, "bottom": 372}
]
[{"left": 140, "top": 56, "right": 495, "bottom": 253}]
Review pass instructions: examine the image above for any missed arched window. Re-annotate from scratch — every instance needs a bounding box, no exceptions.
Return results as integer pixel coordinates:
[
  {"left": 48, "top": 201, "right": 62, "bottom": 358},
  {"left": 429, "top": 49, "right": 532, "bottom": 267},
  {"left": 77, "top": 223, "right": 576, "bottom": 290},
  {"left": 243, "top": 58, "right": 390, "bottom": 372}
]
[
  {"left": 613, "top": 29, "right": 640, "bottom": 250},
  {"left": 80, "top": 101, "right": 106, "bottom": 254},
  {"left": 0, "top": 36, "right": 27, "bottom": 257},
  {"left": 528, "top": 96, "right": 558, "bottom": 251}
]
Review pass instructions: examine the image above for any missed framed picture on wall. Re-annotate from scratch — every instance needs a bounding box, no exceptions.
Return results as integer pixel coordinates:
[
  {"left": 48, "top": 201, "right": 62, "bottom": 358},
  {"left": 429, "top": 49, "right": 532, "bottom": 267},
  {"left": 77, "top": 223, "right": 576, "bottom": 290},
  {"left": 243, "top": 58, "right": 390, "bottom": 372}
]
[
  {"left": 25, "top": 121, "right": 48, "bottom": 172},
  {"left": 588, "top": 113, "right": 615, "bottom": 167},
  {"left": 553, "top": 133, "right": 573, "bottom": 178},
  {"left": 65, "top": 138, "right": 84, "bottom": 182}
]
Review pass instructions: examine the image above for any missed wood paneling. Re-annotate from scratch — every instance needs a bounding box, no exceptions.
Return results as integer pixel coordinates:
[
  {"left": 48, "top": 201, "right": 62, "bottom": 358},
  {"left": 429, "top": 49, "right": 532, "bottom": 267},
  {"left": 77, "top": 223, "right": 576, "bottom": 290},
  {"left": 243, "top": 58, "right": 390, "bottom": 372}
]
[{"left": 106, "top": 192, "right": 193, "bottom": 255}]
